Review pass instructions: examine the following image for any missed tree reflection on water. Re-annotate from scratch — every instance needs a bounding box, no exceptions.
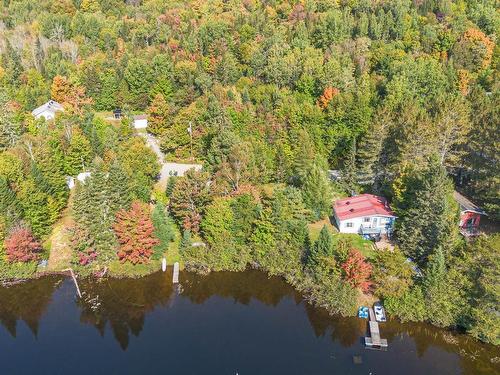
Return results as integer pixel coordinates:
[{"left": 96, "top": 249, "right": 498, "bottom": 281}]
[
  {"left": 0, "top": 270, "right": 498, "bottom": 374},
  {"left": 0, "top": 276, "right": 64, "bottom": 337}
]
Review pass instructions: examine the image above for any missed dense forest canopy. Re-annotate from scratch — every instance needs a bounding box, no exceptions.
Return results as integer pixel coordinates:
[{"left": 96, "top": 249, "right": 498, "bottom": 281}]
[
  {"left": 0, "top": 0, "right": 498, "bottom": 345},
  {"left": 0, "top": 0, "right": 497, "bottom": 210}
]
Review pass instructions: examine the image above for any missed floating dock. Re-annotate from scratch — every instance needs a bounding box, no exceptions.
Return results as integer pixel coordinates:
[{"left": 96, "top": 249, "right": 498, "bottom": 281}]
[
  {"left": 172, "top": 262, "right": 179, "bottom": 283},
  {"left": 364, "top": 307, "right": 388, "bottom": 348}
]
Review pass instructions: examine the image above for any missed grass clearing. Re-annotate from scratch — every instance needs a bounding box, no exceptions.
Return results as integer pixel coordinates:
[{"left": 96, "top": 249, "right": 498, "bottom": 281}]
[{"left": 308, "top": 219, "right": 376, "bottom": 260}]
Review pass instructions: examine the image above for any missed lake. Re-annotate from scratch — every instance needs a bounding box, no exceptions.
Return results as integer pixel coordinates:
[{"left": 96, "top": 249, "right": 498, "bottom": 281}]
[{"left": 0, "top": 269, "right": 498, "bottom": 375}]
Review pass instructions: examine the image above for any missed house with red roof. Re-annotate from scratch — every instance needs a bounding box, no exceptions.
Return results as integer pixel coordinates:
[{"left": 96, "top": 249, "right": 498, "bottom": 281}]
[{"left": 333, "top": 194, "right": 396, "bottom": 238}]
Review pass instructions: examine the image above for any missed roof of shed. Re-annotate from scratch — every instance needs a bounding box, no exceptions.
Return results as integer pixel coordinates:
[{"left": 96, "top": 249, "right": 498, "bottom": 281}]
[{"left": 453, "top": 191, "right": 486, "bottom": 215}]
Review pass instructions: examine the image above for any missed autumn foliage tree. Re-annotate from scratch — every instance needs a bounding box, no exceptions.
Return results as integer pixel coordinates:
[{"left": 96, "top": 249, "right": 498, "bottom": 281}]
[
  {"left": 452, "top": 28, "right": 494, "bottom": 73},
  {"left": 317, "top": 86, "right": 339, "bottom": 109},
  {"left": 147, "top": 93, "right": 169, "bottom": 136},
  {"left": 51, "top": 75, "right": 93, "bottom": 115},
  {"left": 341, "top": 249, "right": 372, "bottom": 292},
  {"left": 113, "top": 201, "right": 159, "bottom": 264},
  {"left": 4, "top": 227, "right": 42, "bottom": 263}
]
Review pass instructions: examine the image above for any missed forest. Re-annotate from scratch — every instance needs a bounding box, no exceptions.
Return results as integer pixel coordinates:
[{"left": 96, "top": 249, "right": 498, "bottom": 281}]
[{"left": 0, "top": 0, "right": 498, "bottom": 345}]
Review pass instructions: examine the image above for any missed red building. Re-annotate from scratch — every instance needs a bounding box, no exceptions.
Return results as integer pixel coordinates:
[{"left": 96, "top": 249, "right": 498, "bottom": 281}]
[{"left": 453, "top": 191, "right": 486, "bottom": 237}]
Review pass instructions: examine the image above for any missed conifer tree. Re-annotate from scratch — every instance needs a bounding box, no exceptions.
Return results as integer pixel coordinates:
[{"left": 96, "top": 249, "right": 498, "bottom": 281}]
[
  {"left": 356, "top": 109, "right": 388, "bottom": 186},
  {"left": 0, "top": 90, "right": 22, "bottom": 151},
  {"left": 394, "top": 160, "right": 459, "bottom": 265},
  {"left": 151, "top": 202, "right": 175, "bottom": 260},
  {"left": 107, "top": 160, "right": 132, "bottom": 214},
  {"left": 0, "top": 177, "right": 22, "bottom": 229},
  {"left": 307, "top": 225, "right": 334, "bottom": 267},
  {"left": 72, "top": 162, "right": 117, "bottom": 262},
  {"left": 299, "top": 157, "right": 332, "bottom": 220}
]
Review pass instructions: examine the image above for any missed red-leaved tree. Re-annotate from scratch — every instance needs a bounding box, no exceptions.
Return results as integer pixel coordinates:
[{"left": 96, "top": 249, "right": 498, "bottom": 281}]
[
  {"left": 341, "top": 249, "right": 372, "bottom": 292},
  {"left": 113, "top": 201, "right": 159, "bottom": 264},
  {"left": 4, "top": 228, "right": 42, "bottom": 263}
]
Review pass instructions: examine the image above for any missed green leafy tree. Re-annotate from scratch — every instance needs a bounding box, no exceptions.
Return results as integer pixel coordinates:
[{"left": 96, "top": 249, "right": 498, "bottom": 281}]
[
  {"left": 373, "top": 247, "right": 414, "bottom": 299},
  {"left": 64, "top": 129, "right": 92, "bottom": 175}
]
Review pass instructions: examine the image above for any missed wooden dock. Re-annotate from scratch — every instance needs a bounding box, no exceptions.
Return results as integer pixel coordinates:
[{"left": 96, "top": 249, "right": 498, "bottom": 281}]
[
  {"left": 172, "top": 262, "right": 179, "bottom": 283},
  {"left": 365, "top": 307, "right": 388, "bottom": 348}
]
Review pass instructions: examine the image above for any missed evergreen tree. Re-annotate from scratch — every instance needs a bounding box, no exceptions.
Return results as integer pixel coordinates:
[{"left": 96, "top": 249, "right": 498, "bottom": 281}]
[
  {"left": 72, "top": 162, "right": 117, "bottom": 262},
  {"left": 107, "top": 160, "right": 132, "bottom": 214},
  {"left": 422, "top": 247, "right": 463, "bottom": 327},
  {"left": 151, "top": 202, "right": 175, "bottom": 260},
  {"left": 299, "top": 157, "right": 333, "bottom": 220},
  {"left": 0, "top": 177, "right": 22, "bottom": 230},
  {"left": 0, "top": 90, "right": 22, "bottom": 151},
  {"left": 394, "top": 160, "right": 459, "bottom": 265},
  {"left": 307, "top": 225, "right": 334, "bottom": 267},
  {"left": 165, "top": 175, "right": 178, "bottom": 197},
  {"left": 179, "top": 230, "right": 192, "bottom": 256},
  {"left": 2, "top": 41, "right": 23, "bottom": 86},
  {"left": 356, "top": 109, "right": 388, "bottom": 186}
]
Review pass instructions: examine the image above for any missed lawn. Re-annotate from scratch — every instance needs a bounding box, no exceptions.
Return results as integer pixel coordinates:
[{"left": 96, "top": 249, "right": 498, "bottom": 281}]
[{"left": 308, "top": 219, "right": 376, "bottom": 260}]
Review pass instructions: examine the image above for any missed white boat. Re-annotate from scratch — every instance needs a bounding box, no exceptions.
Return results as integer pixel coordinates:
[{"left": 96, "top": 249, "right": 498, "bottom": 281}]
[{"left": 374, "top": 302, "right": 387, "bottom": 322}]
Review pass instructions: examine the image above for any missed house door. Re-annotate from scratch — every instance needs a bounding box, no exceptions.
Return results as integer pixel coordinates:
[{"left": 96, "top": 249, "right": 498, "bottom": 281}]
[{"left": 371, "top": 217, "right": 378, "bottom": 228}]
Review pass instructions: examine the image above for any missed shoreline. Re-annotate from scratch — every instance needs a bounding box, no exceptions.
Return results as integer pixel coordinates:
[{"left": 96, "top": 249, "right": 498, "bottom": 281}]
[{"left": 2, "top": 262, "right": 493, "bottom": 348}]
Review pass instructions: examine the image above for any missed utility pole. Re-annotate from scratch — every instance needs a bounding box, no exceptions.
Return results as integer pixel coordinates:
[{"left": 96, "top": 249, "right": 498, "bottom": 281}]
[{"left": 188, "top": 121, "right": 193, "bottom": 161}]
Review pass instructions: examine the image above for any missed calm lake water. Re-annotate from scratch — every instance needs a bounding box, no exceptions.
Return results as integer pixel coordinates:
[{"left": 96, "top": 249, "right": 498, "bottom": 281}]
[{"left": 0, "top": 269, "right": 498, "bottom": 375}]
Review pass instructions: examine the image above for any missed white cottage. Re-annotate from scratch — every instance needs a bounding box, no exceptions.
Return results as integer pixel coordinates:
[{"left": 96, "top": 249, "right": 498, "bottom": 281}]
[
  {"left": 133, "top": 114, "right": 148, "bottom": 129},
  {"left": 333, "top": 194, "right": 396, "bottom": 238},
  {"left": 31, "top": 100, "right": 64, "bottom": 120}
]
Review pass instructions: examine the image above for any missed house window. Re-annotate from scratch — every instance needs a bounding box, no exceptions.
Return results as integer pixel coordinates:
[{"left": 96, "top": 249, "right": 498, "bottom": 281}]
[
  {"left": 363, "top": 217, "right": 371, "bottom": 223},
  {"left": 345, "top": 222, "right": 353, "bottom": 228},
  {"left": 380, "top": 217, "right": 390, "bottom": 224}
]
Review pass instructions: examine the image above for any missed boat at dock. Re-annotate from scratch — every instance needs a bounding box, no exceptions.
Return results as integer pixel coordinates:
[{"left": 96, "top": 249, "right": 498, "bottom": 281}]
[{"left": 374, "top": 302, "right": 387, "bottom": 322}]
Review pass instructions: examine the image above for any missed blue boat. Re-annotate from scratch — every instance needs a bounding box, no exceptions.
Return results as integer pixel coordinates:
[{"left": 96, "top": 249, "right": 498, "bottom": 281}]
[{"left": 358, "top": 306, "right": 369, "bottom": 319}]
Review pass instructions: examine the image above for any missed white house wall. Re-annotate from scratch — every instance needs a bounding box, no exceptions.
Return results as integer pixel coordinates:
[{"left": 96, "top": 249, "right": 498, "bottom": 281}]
[
  {"left": 336, "top": 215, "right": 395, "bottom": 234},
  {"left": 134, "top": 119, "right": 148, "bottom": 129}
]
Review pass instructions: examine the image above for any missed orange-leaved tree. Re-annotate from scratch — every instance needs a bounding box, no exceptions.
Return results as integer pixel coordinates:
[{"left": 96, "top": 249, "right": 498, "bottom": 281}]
[
  {"left": 51, "top": 75, "right": 93, "bottom": 115},
  {"left": 4, "top": 227, "right": 42, "bottom": 263},
  {"left": 341, "top": 249, "right": 372, "bottom": 292},
  {"left": 113, "top": 201, "right": 159, "bottom": 264},
  {"left": 317, "top": 86, "right": 339, "bottom": 109}
]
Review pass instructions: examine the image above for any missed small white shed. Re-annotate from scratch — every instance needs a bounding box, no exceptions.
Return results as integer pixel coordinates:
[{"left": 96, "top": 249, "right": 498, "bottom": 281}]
[
  {"left": 66, "top": 172, "right": 92, "bottom": 190},
  {"left": 31, "top": 100, "right": 64, "bottom": 121},
  {"left": 133, "top": 114, "right": 148, "bottom": 129}
]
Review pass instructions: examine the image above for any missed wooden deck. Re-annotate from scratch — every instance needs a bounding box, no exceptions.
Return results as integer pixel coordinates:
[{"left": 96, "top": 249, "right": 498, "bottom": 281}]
[{"left": 365, "top": 307, "right": 388, "bottom": 348}]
